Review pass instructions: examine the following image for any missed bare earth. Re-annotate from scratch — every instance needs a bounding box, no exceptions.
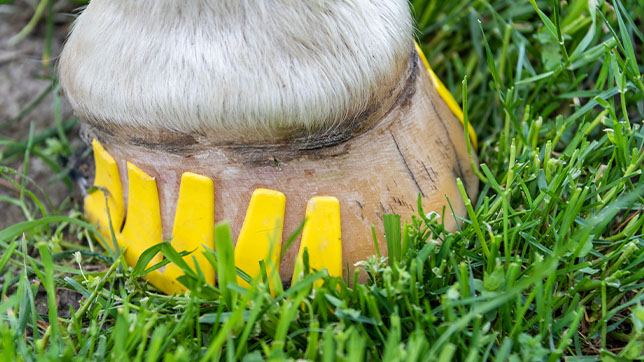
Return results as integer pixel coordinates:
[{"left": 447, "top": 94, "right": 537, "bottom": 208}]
[{"left": 0, "top": 1, "right": 79, "bottom": 228}]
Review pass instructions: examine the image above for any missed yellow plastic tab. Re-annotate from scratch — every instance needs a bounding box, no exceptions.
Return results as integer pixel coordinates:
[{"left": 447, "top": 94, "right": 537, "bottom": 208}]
[
  {"left": 415, "top": 42, "right": 478, "bottom": 150},
  {"left": 291, "top": 196, "right": 342, "bottom": 286},
  {"left": 234, "top": 189, "right": 286, "bottom": 290},
  {"left": 85, "top": 140, "right": 218, "bottom": 295},
  {"left": 84, "top": 139, "right": 125, "bottom": 247},
  {"left": 147, "top": 172, "right": 216, "bottom": 294},
  {"left": 119, "top": 162, "right": 163, "bottom": 269}
]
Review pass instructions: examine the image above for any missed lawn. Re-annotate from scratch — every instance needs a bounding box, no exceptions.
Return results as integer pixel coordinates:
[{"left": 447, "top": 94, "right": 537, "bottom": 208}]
[{"left": 1, "top": 0, "right": 644, "bottom": 360}]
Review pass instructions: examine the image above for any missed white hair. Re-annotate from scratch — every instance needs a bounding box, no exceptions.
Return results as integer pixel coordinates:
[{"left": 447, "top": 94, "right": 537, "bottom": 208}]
[{"left": 59, "top": 0, "right": 413, "bottom": 142}]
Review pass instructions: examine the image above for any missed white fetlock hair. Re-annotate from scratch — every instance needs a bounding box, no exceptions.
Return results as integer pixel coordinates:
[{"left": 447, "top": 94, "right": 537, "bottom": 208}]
[{"left": 59, "top": 0, "right": 413, "bottom": 142}]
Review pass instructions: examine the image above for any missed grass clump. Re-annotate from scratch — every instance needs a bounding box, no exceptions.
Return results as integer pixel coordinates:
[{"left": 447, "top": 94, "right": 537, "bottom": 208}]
[{"left": 1, "top": 0, "right": 644, "bottom": 360}]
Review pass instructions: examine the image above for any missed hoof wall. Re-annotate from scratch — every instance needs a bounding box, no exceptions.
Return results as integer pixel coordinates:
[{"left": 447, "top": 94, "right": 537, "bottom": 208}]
[{"left": 85, "top": 139, "right": 343, "bottom": 295}]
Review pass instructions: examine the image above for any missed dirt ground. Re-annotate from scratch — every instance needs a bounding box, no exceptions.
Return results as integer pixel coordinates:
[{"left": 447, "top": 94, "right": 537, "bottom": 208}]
[{"left": 0, "top": 1, "right": 81, "bottom": 228}]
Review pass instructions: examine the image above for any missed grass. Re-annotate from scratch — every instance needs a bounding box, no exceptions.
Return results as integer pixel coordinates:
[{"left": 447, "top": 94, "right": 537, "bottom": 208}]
[{"left": 1, "top": 0, "right": 644, "bottom": 360}]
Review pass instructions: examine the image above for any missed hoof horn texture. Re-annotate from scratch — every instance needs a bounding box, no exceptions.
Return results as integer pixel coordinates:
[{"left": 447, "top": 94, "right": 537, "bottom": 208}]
[{"left": 415, "top": 43, "right": 478, "bottom": 150}]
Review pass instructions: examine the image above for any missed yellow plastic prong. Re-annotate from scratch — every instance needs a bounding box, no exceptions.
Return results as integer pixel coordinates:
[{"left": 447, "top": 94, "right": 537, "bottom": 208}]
[
  {"left": 148, "top": 172, "right": 216, "bottom": 295},
  {"left": 84, "top": 140, "right": 218, "bottom": 295},
  {"left": 415, "top": 42, "right": 478, "bottom": 150},
  {"left": 84, "top": 139, "right": 125, "bottom": 248},
  {"left": 291, "top": 196, "right": 342, "bottom": 286},
  {"left": 234, "top": 189, "right": 286, "bottom": 291},
  {"left": 119, "top": 162, "right": 163, "bottom": 269}
]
